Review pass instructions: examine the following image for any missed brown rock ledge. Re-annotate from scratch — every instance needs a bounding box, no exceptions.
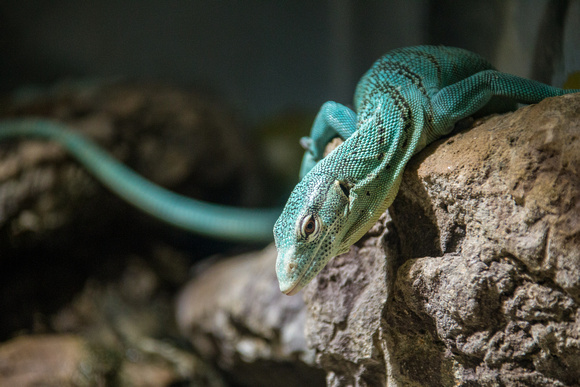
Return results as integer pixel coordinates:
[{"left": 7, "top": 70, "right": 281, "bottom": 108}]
[{"left": 178, "top": 93, "right": 580, "bottom": 386}]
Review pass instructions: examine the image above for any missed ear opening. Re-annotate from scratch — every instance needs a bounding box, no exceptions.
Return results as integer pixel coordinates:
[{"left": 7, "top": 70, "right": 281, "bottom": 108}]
[{"left": 337, "top": 180, "right": 350, "bottom": 198}]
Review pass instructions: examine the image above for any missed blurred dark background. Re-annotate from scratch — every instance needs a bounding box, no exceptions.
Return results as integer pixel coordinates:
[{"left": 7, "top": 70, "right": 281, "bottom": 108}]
[{"left": 1, "top": 0, "right": 578, "bottom": 124}]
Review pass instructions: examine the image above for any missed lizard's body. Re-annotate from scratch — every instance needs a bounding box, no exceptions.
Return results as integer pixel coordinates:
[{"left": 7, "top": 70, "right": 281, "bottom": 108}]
[{"left": 274, "top": 45, "right": 579, "bottom": 295}]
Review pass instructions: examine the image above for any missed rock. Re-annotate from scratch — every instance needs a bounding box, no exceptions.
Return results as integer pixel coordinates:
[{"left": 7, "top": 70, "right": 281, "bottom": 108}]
[
  {"left": 302, "top": 93, "right": 580, "bottom": 386},
  {"left": 0, "top": 251, "right": 228, "bottom": 386},
  {"left": 0, "top": 334, "right": 117, "bottom": 386},
  {"left": 174, "top": 94, "right": 579, "bottom": 386},
  {"left": 176, "top": 245, "right": 326, "bottom": 387}
]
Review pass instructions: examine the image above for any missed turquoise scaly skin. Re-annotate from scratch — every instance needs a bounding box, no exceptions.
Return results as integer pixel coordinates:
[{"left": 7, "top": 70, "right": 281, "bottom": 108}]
[
  {"left": 274, "top": 45, "right": 579, "bottom": 296},
  {"left": 0, "top": 120, "right": 280, "bottom": 242}
]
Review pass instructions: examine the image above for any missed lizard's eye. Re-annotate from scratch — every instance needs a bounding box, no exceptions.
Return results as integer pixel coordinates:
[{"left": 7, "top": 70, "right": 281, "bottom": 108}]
[{"left": 299, "top": 214, "right": 319, "bottom": 239}]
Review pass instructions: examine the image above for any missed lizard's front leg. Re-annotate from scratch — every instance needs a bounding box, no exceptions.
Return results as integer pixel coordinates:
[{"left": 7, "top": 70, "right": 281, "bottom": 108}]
[{"left": 299, "top": 101, "right": 357, "bottom": 178}]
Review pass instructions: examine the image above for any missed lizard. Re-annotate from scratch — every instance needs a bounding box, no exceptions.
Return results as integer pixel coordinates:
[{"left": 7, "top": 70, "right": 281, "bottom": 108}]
[
  {"left": 0, "top": 119, "right": 280, "bottom": 243},
  {"left": 0, "top": 46, "right": 577, "bottom": 292},
  {"left": 274, "top": 45, "right": 579, "bottom": 296}
]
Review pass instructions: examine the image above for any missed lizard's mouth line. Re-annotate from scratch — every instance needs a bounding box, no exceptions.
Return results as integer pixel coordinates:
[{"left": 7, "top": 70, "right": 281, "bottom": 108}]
[{"left": 283, "top": 281, "right": 301, "bottom": 296}]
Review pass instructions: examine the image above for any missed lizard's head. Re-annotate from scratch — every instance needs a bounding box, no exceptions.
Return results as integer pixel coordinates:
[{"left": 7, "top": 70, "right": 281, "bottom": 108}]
[{"left": 274, "top": 171, "right": 352, "bottom": 296}]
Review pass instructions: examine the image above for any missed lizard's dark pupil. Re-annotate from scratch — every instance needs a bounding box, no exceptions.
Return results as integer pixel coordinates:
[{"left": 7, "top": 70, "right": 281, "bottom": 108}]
[{"left": 303, "top": 217, "right": 316, "bottom": 236}]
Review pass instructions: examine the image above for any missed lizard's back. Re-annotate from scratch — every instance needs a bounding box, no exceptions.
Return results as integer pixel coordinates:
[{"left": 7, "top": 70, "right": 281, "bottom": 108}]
[{"left": 354, "top": 46, "right": 495, "bottom": 112}]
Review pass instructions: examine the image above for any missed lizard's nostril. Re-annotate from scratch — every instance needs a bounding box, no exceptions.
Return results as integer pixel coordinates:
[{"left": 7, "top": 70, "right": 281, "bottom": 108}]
[{"left": 287, "top": 262, "right": 296, "bottom": 272}]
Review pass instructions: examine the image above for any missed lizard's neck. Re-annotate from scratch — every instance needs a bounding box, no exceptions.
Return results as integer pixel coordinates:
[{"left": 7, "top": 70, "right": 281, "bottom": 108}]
[
  {"left": 315, "top": 95, "right": 427, "bottom": 247},
  {"left": 328, "top": 94, "right": 427, "bottom": 186}
]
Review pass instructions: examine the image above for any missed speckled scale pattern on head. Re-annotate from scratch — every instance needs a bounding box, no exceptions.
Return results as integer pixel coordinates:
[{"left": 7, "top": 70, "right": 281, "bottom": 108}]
[{"left": 274, "top": 45, "right": 580, "bottom": 296}]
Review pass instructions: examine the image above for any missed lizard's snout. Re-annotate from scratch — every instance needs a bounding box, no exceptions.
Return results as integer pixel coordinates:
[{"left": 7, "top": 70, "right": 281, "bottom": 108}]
[{"left": 275, "top": 248, "right": 303, "bottom": 296}]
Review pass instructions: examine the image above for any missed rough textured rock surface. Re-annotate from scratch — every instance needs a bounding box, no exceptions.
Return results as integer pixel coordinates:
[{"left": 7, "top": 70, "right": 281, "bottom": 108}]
[
  {"left": 0, "top": 334, "right": 117, "bottom": 386},
  {"left": 303, "top": 93, "right": 580, "bottom": 386},
  {"left": 176, "top": 245, "right": 326, "bottom": 387},
  {"left": 177, "top": 94, "right": 580, "bottom": 386}
]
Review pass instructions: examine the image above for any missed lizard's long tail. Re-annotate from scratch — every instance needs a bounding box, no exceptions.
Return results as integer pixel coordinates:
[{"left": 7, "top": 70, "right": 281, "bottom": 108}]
[{"left": 0, "top": 119, "right": 280, "bottom": 242}]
